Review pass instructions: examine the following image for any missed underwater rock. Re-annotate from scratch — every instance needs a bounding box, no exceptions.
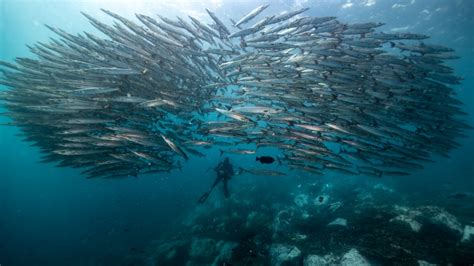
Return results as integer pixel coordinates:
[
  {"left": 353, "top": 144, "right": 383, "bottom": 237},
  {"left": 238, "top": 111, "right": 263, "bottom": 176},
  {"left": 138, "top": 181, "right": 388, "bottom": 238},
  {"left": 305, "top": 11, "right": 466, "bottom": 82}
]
[
  {"left": 430, "top": 212, "right": 463, "bottom": 234},
  {"left": 301, "top": 210, "right": 310, "bottom": 219},
  {"left": 272, "top": 209, "right": 295, "bottom": 239},
  {"left": 373, "top": 183, "right": 395, "bottom": 193},
  {"left": 245, "top": 211, "right": 269, "bottom": 230},
  {"left": 270, "top": 244, "right": 302, "bottom": 266},
  {"left": 303, "top": 254, "right": 328, "bottom": 266},
  {"left": 149, "top": 239, "right": 190, "bottom": 266},
  {"left": 423, "top": 207, "right": 463, "bottom": 234},
  {"left": 294, "top": 194, "right": 309, "bottom": 207},
  {"left": 328, "top": 218, "right": 348, "bottom": 227},
  {"left": 391, "top": 205, "right": 465, "bottom": 234},
  {"left": 189, "top": 238, "right": 218, "bottom": 262},
  {"left": 186, "top": 261, "right": 208, "bottom": 266},
  {"left": 390, "top": 214, "right": 422, "bottom": 232},
  {"left": 461, "top": 225, "right": 474, "bottom": 242},
  {"left": 393, "top": 205, "right": 422, "bottom": 216},
  {"left": 417, "top": 260, "right": 437, "bottom": 266},
  {"left": 304, "top": 254, "right": 341, "bottom": 266},
  {"left": 358, "top": 191, "right": 373, "bottom": 200},
  {"left": 291, "top": 233, "right": 308, "bottom": 241},
  {"left": 231, "top": 232, "right": 268, "bottom": 264},
  {"left": 272, "top": 207, "right": 310, "bottom": 243},
  {"left": 340, "top": 248, "right": 371, "bottom": 266},
  {"left": 212, "top": 241, "right": 238, "bottom": 265},
  {"left": 314, "top": 195, "right": 330, "bottom": 206},
  {"left": 328, "top": 201, "right": 343, "bottom": 212}
]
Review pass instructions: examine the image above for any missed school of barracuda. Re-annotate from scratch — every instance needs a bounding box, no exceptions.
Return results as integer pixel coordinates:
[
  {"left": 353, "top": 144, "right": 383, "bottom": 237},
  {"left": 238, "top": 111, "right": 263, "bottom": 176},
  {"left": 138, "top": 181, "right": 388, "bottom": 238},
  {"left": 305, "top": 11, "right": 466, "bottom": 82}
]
[{"left": 0, "top": 5, "right": 470, "bottom": 178}]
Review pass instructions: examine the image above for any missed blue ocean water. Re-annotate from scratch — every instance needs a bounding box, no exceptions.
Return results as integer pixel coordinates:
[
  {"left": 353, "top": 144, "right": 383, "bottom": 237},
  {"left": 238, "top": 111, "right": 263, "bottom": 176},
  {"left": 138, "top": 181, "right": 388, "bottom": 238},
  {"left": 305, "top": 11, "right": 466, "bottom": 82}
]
[{"left": 0, "top": 0, "right": 473, "bottom": 265}]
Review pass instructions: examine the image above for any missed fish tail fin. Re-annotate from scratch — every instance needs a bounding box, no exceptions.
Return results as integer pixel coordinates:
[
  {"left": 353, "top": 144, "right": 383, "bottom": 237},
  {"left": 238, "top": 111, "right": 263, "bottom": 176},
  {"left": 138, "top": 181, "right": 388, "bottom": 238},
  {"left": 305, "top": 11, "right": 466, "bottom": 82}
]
[
  {"left": 389, "top": 41, "right": 396, "bottom": 48},
  {"left": 256, "top": 157, "right": 260, "bottom": 161},
  {"left": 219, "top": 149, "right": 224, "bottom": 157}
]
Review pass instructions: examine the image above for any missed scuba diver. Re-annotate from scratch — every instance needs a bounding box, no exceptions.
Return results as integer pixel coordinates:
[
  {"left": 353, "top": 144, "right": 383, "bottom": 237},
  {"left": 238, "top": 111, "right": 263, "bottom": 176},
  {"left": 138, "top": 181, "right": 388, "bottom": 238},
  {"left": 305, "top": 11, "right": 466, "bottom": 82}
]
[{"left": 198, "top": 157, "right": 234, "bottom": 203}]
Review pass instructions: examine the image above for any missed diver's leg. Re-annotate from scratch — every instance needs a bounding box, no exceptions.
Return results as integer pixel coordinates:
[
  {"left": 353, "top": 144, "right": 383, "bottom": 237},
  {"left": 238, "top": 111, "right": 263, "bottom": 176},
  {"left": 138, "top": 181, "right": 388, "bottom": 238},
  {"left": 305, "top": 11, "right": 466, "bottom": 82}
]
[
  {"left": 197, "top": 191, "right": 211, "bottom": 203},
  {"left": 223, "top": 179, "right": 230, "bottom": 198},
  {"left": 198, "top": 176, "right": 221, "bottom": 203}
]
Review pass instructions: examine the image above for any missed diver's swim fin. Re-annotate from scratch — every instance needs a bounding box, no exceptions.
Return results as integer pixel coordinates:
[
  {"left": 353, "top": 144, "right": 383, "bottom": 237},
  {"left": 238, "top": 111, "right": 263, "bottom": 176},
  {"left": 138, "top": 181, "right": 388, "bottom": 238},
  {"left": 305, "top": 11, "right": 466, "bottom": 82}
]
[{"left": 197, "top": 191, "right": 211, "bottom": 204}]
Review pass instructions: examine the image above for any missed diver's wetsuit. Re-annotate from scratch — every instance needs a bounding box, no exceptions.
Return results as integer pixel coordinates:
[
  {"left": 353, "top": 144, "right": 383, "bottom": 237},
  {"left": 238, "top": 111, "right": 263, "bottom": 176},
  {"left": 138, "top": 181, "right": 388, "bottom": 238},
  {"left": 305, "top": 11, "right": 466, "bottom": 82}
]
[{"left": 198, "top": 158, "right": 234, "bottom": 203}]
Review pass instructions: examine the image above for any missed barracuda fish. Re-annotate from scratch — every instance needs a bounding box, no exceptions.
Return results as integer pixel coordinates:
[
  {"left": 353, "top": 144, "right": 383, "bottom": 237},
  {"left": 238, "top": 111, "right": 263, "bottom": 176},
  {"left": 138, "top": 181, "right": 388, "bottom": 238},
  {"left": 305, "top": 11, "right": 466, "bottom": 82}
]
[
  {"left": 161, "top": 134, "right": 189, "bottom": 160},
  {"left": 206, "top": 8, "right": 230, "bottom": 37},
  {"left": 220, "top": 149, "right": 256, "bottom": 156},
  {"left": 71, "top": 87, "right": 119, "bottom": 95},
  {"left": 215, "top": 107, "right": 252, "bottom": 122},
  {"left": 232, "top": 106, "right": 282, "bottom": 114},
  {"left": 0, "top": 4, "right": 468, "bottom": 180},
  {"left": 234, "top": 4, "right": 269, "bottom": 27},
  {"left": 267, "top": 7, "right": 310, "bottom": 25},
  {"left": 228, "top": 25, "right": 265, "bottom": 38},
  {"left": 238, "top": 167, "right": 287, "bottom": 176}
]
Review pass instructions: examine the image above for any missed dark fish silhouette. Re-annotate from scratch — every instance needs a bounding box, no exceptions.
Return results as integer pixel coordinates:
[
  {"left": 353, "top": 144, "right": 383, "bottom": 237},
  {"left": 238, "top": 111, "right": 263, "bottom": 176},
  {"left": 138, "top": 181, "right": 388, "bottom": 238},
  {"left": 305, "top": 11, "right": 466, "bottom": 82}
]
[
  {"left": 448, "top": 192, "right": 474, "bottom": 199},
  {"left": 256, "top": 156, "right": 275, "bottom": 164}
]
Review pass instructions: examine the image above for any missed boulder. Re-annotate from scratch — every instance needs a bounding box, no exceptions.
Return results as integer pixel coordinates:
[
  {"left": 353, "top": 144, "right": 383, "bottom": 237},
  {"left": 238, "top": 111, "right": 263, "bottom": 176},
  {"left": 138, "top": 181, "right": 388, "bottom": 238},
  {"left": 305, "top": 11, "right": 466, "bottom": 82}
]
[
  {"left": 189, "top": 238, "right": 218, "bottom": 262},
  {"left": 391, "top": 205, "right": 464, "bottom": 234},
  {"left": 328, "top": 201, "right": 343, "bottom": 212},
  {"left": 212, "top": 241, "right": 238, "bottom": 265},
  {"left": 373, "top": 183, "right": 395, "bottom": 193},
  {"left": 273, "top": 209, "right": 301, "bottom": 239},
  {"left": 186, "top": 261, "right": 209, "bottom": 266},
  {"left": 430, "top": 210, "right": 463, "bottom": 234},
  {"left": 245, "top": 211, "right": 268, "bottom": 229},
  {"left": 292, "top": 233, "right": 308, "bottom": 241},
  {"left": 340, "top": 248, "right": 370, "bottom": 266},
  {"left": 390, "top": 214, "right": 422, "bottom": 232},
  {"left": 301, "top": 211, "right": 310, "bottom": 219},
  {"left": 270, "top": 244, "right": 302, "bottom": 265},
  {"left": 420, "top": 206, "right": 463, "bottom": 234},
  {"left": 151, "top": 239, "right": 190, "bottom": 266},
  {"left": 304, "top": 254, "right": 328, "bottom": 266},
  {"left": 294, "top": 194, "right": 309, "bottom": 207},
  {"left": 314, "top": 195, "right": 330, "bottom": 206},
  {"left": 393, "top": 205, "right": 422, "bottom": 217},
  {"left": 328, "top": 218, "right": 347, "bottom": 227},
  {"left": 461, "top": 225, "right": 474, "bottom": 242},
  {"left": 417, "top": 260, "right": 437, "bottom": 266}
]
